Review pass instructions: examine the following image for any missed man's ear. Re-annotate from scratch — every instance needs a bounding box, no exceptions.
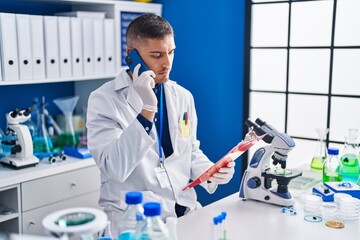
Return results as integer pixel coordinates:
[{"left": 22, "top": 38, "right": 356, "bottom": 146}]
[{"left": 126, "top": 47, "right": 133, "bottom": 55}]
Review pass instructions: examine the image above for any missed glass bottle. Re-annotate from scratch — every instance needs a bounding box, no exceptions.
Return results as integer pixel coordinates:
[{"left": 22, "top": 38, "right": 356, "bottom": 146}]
[
  {"left": 135, "top": 202, "right": 169, "bottom": 240},
  {"left": 117, "top": 191, "right": 144, "bottom": 240},
  {"left": 310, "top": 128, "right": 329, "bottom": 171},
  {"left": 323, "top": 148, "right": 343, "bottom": 183},
  {"left": 340, "top": 128, "right": 360, "bottom": 183}
]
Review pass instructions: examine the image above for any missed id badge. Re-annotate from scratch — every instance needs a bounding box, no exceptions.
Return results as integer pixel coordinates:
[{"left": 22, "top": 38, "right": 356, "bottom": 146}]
[{"left": 155, "top": 166, "right": 171, "bottom": 189}]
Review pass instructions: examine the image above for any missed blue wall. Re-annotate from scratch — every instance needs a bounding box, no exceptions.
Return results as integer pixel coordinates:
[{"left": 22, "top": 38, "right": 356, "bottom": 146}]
[
  {"left": 0, "top": 0, "right": 246, "bottom": 206},
  {"left": 161, "top": 0, "right": 246, "bottom": 205}
]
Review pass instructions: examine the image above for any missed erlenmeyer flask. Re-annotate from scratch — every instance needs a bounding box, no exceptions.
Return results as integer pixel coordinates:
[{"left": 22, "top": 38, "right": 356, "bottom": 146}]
[
  {"left": 53, "top": 96, "right": 80, "bottom": 149},
  {"left": 340, "top": 128, "right": 360, "bottom": 183},
  {"left": 310, "top": 128, "right": 329, "bottom": 171}
]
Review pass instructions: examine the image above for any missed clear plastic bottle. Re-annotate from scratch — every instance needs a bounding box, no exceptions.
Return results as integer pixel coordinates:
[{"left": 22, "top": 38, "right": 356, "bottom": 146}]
[
  {"left": 136, "top": 202, "right": 169, "bottom": 240},
  {"left": 118, "top": 191, "right": 144, "bottom": 240},
  {"left": 340, "top": 128, "right": 360, "bottom": 183},
  {"left": 98, "top": 221, "right": 113, "bottom": 240},
  {"left": 323, "top": 148, "right": 343, "bottom": 183}
]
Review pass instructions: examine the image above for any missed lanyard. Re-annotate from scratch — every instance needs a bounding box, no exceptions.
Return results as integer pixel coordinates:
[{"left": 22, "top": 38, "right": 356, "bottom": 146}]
[{"left": 156, "top": 84, "right": 164, "bottom": 167}]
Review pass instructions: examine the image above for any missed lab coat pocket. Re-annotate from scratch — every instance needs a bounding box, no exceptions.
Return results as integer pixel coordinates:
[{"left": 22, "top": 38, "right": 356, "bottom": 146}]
[{"left": 178, "top": 119, "right": 190, "bottom": 137}]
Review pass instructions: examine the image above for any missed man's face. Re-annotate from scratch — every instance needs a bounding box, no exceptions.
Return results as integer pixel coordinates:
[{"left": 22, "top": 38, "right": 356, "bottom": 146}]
[{"left": 131, "top": 35, "right": 175, "bottom": 84}]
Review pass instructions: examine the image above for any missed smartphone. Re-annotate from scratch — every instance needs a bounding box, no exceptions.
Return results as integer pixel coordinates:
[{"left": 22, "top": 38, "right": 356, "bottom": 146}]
[{"left": 125, "top": 49, "right": 149, "bottom": 75}]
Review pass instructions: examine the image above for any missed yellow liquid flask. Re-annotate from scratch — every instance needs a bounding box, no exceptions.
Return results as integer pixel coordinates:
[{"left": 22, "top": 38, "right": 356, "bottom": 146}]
[{"left": 311, "top": 128, "right": 329, "bottom": 171}]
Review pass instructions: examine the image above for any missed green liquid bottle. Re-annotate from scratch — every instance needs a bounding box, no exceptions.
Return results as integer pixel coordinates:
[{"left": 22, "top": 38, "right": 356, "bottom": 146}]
[
  {"left": 340, "top": 128, "right": 360, "bottom": 184},
  {"left": 323, "top": 148, "right": 343, "bottom": 183}
]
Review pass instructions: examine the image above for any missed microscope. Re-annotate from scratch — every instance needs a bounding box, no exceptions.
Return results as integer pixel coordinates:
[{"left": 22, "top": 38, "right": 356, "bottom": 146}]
[
  {"left": 239, "top": 118, "right": 302, "bottom": 206},
  {"left": 0, "top": 108, "right": 39, "bottom": 169}
]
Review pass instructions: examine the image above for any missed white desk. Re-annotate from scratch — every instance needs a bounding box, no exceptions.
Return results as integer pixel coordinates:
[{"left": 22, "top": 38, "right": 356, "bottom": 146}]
[{"left": 177, "top": 193, "right": 360, "bottom": 240}]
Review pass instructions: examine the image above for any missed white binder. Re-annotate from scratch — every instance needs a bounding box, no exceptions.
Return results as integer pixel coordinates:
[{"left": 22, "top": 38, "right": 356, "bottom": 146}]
[
  {"left": 30, "top": 15, "right": 46, "bottom": 80},
  {"left": 0, "top": 55, "right": 2, "bottom": 81},
  {"left": 82, "top": 18, "right": 94, "bottom": 76},
  {"left": 16, "top": 14, "right": 33, "bottom": 80},
  {"left": 93, "top": 18, "right": 105, "bottom": 76},
  {"left": 70, "top": 17, "right": 83, "bottom": 77},
  {"left": 0, "top": 13, "right": 19, "bottom": 81},
  {"left": 58, "top": 16, "right": 72, "bottom": 78},
  {"left": 44, "top": 16, "right": 60, "bottom": 79},
  {"left": 104, "top": 19, "right": 115, "bottom": 75}
]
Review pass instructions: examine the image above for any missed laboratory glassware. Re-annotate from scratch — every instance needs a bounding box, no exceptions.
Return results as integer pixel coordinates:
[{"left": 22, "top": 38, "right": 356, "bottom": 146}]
[
  {"left": 53, "top": 96, "right": 80, "bottom": 149},
  {"left": 340, "top": 128, "right": 360, "bottom": 183},
  {"left": 135, "top": 202, "right": 169, "bottom": 240},
  {"left": 117, "top": 191, "right": 144, "bottom": 240},
  {"left": 310, "top": 128, "right": 329, "bottom": 171},
  {"left": 33, "top": 97, "right": 53, "bottom": 155},
  {"left": 323, "top": 148, "right": 343, "bottom": 183},
  {"left": 42, "top": 207, "right": 107, "bottom": 240}
]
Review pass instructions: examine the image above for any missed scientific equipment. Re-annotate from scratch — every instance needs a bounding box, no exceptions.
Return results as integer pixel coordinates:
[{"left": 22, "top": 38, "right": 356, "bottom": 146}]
[
  {"left": 53, "top": 96, "right": 80, "bottom": 149},
  {"left": 324, "top": 181, "right": 360, "bottom": 199},
  {"left": 135, "top": 202, "right": 169, "bottom": 240},
  {"left": 340, "top": 128, "right": 360, "bottom": 183},
  {"left": 239, "top": 118, "right": 302, "bottom": 207},
  {"left": 117, "top": 191, "right": 144, "bottom": 240},
  {"left": 33, "top": 97, "right": 54, "bottom": 155},
  {"left": 183, "top": 131, "right": 267, "bottom": 190},
  {"left": 97, "top": 221, "right": 113, "bottom": 240},
  {"left": 0, "top": 108, "right": 39, "bottom": 169},
  {"left": 42, "top": 207, "right": 108, "bottom": 240},
  {"left": 323, "top": 148, "right": 343, "bottom": 183},
  {"left": 310, "top": 128, "right": 329, "bottom": 171}
]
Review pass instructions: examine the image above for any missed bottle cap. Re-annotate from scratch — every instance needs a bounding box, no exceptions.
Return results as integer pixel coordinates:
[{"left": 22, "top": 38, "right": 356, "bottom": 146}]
[
  {"left": 143, "top": 202, "right": 161, "bottom": 216},
  {"left": 125, "top": 191, "right": 143, "bottom": 205},
  {"left": 327, "top": 148, "right": 339, "bottom": 155}
]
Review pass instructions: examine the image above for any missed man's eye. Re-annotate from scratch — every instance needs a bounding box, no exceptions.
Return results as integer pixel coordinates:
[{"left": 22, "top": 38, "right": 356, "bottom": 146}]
[{"left": 151, "top": 54, "right": 161, "bottom": 58}]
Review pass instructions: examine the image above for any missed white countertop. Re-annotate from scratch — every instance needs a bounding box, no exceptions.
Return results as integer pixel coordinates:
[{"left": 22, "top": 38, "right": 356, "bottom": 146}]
[
  {"left": 0, "top": 157, "right": 96, "bottom": 188},
  {"left": 177, "top": 193, "right": 360, "bottom": 240}
]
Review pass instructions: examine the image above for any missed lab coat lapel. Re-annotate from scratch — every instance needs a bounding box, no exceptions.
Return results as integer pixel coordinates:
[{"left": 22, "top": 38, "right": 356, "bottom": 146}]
[
  {"left": 127, "top": 87, "right": 143, "bottom": 113},
  {"left": 164, "top": 81, "right": 178, "bottom": 152},
  {"left": 114, "top": 70, "right": 143, "bottom": 113}
]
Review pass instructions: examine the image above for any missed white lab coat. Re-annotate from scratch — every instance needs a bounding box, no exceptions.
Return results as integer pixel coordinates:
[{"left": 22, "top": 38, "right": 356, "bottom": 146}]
[{"left": 86, "top": 69, "right": 216, "bottom": 227}]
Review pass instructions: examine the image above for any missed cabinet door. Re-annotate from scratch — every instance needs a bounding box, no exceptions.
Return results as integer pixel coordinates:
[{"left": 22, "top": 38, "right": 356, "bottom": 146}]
[
  {"left": 22, "top": 166, "right": 100, "bottom": 212},
  {"left": 22, "top": 190, "right": 100, "bottom": 235}
]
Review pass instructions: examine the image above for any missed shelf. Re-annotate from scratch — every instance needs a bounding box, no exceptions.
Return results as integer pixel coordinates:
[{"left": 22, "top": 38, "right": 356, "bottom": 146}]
[
  {"left": 0, "top": 74, "right": 116, "bottom": 86},
  {"left": 0, "top": 212, "right": 18, "bottom": 223}
]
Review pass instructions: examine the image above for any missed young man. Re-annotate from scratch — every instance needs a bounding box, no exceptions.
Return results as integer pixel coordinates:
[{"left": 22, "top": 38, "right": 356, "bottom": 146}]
[{"left": 86, "top": 13, "right": 235, "bottom": 234}]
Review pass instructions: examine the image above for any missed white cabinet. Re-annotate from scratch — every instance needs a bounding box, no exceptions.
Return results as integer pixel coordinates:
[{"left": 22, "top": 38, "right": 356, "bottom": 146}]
[
  {"left": 0, "top": 185, "right": 21, "bottom": 233},
  {"left": 0, "top": 157, "right": 101, "bottom": 235},
  {"left": 21, "top": 166, "right": 101, "bottom": 235}
]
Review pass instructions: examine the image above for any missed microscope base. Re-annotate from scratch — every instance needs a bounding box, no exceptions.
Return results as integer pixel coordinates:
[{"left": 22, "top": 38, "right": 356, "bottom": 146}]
[{"left": 0, "top": 156, "right": 39, "bottom": 169}]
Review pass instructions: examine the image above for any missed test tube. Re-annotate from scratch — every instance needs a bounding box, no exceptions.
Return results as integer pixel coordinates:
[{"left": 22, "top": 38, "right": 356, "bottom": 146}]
[
  {"left": 212, "top": 217, "right": 219, "bottom": 240},
  {"left": 218, "top": 216, "right": 223, "bottom": 240},
  {"left": 221, "top": 211, "right": 227, "bottom": 240}
]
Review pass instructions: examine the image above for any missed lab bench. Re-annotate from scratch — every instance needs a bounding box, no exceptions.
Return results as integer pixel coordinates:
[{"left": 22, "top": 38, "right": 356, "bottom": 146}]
[
  {"left": 177, "top": 192, "right": 360, "bottom": 240},
  {"left": 0, "top": 157, "right": 100, "bottom": 236}
]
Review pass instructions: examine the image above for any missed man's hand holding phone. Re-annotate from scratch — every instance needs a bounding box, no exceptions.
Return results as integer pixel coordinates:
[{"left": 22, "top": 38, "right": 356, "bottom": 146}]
[{"left": 132, "top": 63, "right": 157, "bottom": 113}]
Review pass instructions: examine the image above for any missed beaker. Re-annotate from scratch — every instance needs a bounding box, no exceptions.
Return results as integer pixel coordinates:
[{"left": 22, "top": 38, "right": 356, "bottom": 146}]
[
  {"left": 53, "top": 96, "right": 80, "bottom": 149},
  {"left": 340, "top": 128, "right": 360, "bottom": 183},
  {"left": 310, "top": 128, "right": 329, "bottom": 171}
]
